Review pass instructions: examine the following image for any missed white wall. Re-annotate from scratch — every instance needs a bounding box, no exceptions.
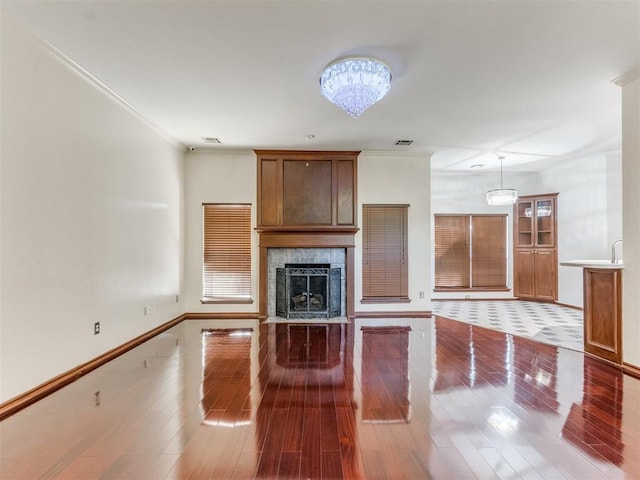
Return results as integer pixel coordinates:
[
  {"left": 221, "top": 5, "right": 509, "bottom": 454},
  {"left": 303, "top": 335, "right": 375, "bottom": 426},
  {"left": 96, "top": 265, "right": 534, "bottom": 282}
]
[
  {"left": 184, "top": 150, "right": 258, "bottom": 313},
  {"left": 0, "top": 17, "right": 184, "bottom": 403},
  {"left": 538, "top": 152, "right": 622, "bottom": 307},
  {"left": 430, "top": 170, "right": 538, "bottom": 299},
  {"left": 621, "top": 74, "right": 640, "bottom": 368},
  {"left": 356, "top": 152, "right": 432, "bottom": 313}
]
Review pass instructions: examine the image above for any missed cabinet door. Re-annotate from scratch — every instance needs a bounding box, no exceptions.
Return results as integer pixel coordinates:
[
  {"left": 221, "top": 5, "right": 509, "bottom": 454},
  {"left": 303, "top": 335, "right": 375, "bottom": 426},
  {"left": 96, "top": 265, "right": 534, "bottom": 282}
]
[
  {"left": 534, "top": 249, "right": 557, "bottom": 301},
  {"left": 515, "top": 200, "right": 534, "bottom": 247},
  {"left": 584, "top": 268, "right": 622, "bottom": 364},
  {"left": 514, "top": 249, "right": 535, "bottom": 298},
  {"left": 535, "top": 197, "right": 555, "bottom": 247}
]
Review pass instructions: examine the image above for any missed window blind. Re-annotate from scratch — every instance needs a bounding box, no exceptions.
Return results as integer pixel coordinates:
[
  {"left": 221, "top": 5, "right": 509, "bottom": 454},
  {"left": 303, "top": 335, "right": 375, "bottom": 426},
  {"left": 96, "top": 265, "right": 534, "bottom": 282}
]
[
  {"left": 434, "top": 215, "right": 470, "bottom": 288},
  {"left": 202, "top": 204, "right": 252, "bottom": 302},
  {"left": 472, "top": 215, "right": 506, "bottom": 287},
  {"left": 434, "top": 214, "right": 506, "bottom": 289},
  {"left": 362, "top": 205, "right": 409, "bottom": 300}
]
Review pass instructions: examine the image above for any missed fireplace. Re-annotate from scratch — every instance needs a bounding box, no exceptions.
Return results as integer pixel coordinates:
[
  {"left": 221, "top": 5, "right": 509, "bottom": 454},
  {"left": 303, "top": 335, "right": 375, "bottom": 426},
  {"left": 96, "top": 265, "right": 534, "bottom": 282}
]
[
  {"left": 258, "top": 230, "right": 356, "bottom": 320},
  {"left": 276, "top": 263, "right": 341, "bottom": 319},
  {"left": 267, "top": 248, "right": 346, "bottom": 320}
]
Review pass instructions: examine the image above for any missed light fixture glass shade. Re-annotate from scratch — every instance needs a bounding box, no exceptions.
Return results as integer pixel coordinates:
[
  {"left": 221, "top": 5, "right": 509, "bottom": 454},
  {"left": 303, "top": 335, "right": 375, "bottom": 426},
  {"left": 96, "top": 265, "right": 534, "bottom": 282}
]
[
  {"left": 319, "top": 57, "right": 391, "bottom": 118},
  {"left": 487, "top": 155, "right": 517, "bottom": 205},
  {"left": 486, "top": 188, "right": 518, "bottom": 205}
]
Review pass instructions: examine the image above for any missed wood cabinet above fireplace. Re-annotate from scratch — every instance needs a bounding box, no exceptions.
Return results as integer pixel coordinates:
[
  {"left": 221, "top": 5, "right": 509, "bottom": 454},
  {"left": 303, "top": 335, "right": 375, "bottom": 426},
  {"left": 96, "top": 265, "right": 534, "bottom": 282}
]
[{"left": 255, "top": 150, "right": 359, "bottom": 230}]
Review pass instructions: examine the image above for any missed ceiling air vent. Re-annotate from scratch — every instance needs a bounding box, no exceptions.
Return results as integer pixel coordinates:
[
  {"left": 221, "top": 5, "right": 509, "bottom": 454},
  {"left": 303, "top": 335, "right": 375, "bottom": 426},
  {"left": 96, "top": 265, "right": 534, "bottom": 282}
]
[
  {"left": 395, "top": 139, "right": 413, "bottom": 146},
  {"left": 202, "top": 137, "right": 222, "bottom": 144}
]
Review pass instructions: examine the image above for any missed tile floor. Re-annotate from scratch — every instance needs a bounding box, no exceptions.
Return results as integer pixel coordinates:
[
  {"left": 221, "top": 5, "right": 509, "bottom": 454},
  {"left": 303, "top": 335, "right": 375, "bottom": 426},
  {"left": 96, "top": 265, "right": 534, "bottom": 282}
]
[{"left": 431, "top": 299, "right": 584, "bottom": 352}]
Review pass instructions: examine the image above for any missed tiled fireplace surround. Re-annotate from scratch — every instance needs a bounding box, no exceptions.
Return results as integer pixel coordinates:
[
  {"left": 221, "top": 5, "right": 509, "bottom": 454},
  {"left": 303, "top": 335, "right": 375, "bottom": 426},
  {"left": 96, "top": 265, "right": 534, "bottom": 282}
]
[
  {"left": 267, "top": 248, "right": 346, "bottom": 319},
  {"left": 257, "top": 231, "right": 356, "bottom": 320}
]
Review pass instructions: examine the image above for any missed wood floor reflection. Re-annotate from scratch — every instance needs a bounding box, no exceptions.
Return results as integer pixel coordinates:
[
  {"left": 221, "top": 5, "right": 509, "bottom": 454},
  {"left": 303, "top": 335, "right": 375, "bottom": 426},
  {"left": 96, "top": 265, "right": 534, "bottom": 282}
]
[{"left": 1, "top": 317, "right": 638, "bottom": 479}]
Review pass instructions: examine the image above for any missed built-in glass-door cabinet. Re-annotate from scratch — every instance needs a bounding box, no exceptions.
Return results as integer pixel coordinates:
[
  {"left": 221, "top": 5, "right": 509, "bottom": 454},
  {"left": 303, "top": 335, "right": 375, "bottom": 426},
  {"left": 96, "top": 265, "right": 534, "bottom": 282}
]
[{"left": 514, "top": 193, "right": 558, "bottom": 301}]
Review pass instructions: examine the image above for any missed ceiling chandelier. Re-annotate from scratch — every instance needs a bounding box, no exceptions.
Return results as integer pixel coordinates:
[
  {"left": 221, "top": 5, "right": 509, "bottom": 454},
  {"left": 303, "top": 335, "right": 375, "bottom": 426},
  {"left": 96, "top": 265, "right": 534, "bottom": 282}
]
[
  {"left": 486, "top": 155, "right": 518, "bottom": 205},
  {"left": 319, "top": 56, "right": 392, "bottom": 118}
]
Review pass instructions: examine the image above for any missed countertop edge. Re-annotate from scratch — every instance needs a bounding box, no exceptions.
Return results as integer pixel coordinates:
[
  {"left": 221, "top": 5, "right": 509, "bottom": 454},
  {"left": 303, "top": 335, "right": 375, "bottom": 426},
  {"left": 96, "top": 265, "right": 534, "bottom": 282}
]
[{"left": 560, "top": 261, "right": 624, "bottom": 269}]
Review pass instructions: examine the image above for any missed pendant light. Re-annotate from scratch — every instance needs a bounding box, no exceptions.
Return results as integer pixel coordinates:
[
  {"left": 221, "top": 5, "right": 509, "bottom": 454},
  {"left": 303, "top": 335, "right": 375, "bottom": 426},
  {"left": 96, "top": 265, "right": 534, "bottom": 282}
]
[{"left": 486, "top": 155, "right": 518, "bottom": 205}]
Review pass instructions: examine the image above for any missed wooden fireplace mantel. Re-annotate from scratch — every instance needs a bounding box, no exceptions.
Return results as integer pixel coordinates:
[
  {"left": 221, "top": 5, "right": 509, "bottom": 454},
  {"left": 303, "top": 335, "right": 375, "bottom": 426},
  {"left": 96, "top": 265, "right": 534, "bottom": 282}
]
[{"left": 257, "top": 227, "right": 358, "bottom": 247}]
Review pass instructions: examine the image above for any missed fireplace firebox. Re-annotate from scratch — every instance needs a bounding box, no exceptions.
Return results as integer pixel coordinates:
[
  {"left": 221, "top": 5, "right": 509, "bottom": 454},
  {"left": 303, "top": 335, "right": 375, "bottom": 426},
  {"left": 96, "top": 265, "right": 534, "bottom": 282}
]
[{"left": 276, "top": 263, "right": 341, "bottom": 319}]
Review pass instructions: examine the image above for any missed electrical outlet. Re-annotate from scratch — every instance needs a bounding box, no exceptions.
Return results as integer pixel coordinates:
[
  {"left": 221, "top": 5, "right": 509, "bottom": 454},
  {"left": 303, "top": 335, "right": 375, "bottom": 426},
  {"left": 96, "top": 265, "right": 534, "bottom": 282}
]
[
  {"left": 94, "top": 322, "right": 100, "bottom": 335},
  {"left": 144, "top": 305, "right": 151, "bottom": 316},
  {"left": 419, "top": 291, "right": 425, "bottom": 299},
  {"left": 175, "top": 294, "right": 180, "bottom": 303}
]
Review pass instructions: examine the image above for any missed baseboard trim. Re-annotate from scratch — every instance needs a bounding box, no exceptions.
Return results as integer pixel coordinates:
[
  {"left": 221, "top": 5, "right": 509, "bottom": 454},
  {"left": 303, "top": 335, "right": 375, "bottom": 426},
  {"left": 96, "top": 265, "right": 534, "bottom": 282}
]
[
  {"left": 183, "top": 312, "right": 260, "bottom": 320},
  {"left": 433, "top": 288, "right": 511, "bottom": 293},
  {"left": 623, "top": 361, "right": 640, "bottom": 379},
  {"left": 354, "top": 310, "right": 432, "bottom": 319},
  {"left": 583, "top": 356, "right": 640, "bottom": 380},
  {"left": 432, "top": 298, "right": 518, "bottom": 302},
  {"left": 553, "top": 301, "right": 583, "bottom": 311},
  {"left": 0, "top": 314, "right": 186, "bottom": 421}
]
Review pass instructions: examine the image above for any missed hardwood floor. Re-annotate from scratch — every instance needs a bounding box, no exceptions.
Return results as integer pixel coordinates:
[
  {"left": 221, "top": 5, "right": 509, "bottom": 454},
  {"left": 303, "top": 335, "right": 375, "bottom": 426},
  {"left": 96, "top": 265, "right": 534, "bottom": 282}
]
[{"left": 1, "top": 316, "right": 638, "bottom": 479}]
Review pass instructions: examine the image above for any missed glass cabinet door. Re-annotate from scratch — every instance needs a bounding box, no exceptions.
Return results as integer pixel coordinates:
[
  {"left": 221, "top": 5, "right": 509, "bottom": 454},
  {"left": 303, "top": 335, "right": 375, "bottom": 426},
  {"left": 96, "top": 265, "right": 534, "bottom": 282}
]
[
  {"left": 535, "top": 198, "right": 554, "bottom": 246},
  {"left": 516, "top": 200, "right": 534, "bottom": 247}
]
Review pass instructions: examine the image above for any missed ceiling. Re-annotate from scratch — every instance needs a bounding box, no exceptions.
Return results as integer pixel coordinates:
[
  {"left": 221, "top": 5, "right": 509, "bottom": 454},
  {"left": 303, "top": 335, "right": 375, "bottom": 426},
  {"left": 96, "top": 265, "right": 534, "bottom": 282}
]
[{"left": 2, "top": 1, "right": 638, "bottom": 171}]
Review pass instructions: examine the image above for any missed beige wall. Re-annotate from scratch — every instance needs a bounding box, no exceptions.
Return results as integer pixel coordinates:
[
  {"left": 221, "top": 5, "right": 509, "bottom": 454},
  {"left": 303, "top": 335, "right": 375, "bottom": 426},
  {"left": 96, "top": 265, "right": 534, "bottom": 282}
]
[
  {"left": 184, "top": 151, "right": 433, "bottom": 316},
  {"left": 183, "top": 150, "right": 259, "bottom": 313},
  {"left": 356, "top": 152, "right": 432, "bottom": 313},
  {"left": 0, "top": 17, "right": 184, "bottom": 402}
]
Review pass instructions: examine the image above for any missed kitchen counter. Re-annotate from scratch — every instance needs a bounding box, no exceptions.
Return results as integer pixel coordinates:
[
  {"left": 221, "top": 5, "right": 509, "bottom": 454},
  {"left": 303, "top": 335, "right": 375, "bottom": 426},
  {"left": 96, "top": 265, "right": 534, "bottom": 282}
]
[
  {"left": 560, "top": 260, "right": 624, "bottom": 269},
  {"left": 562, "top": 260, "right": 623, "bottom": 364}
]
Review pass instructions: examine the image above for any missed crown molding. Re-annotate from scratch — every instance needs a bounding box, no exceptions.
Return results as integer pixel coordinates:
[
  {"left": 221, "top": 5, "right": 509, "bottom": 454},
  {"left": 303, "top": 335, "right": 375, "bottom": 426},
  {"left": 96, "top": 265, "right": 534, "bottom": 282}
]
[
  {"left": 47, "top": 47, "right": 184, "bottom": 149},
  {"left": 612, "top": 67, "right": 640, "bottom": 87},
  {"left": 3, "top": 13, "right": 183, "bottom": 149}
]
